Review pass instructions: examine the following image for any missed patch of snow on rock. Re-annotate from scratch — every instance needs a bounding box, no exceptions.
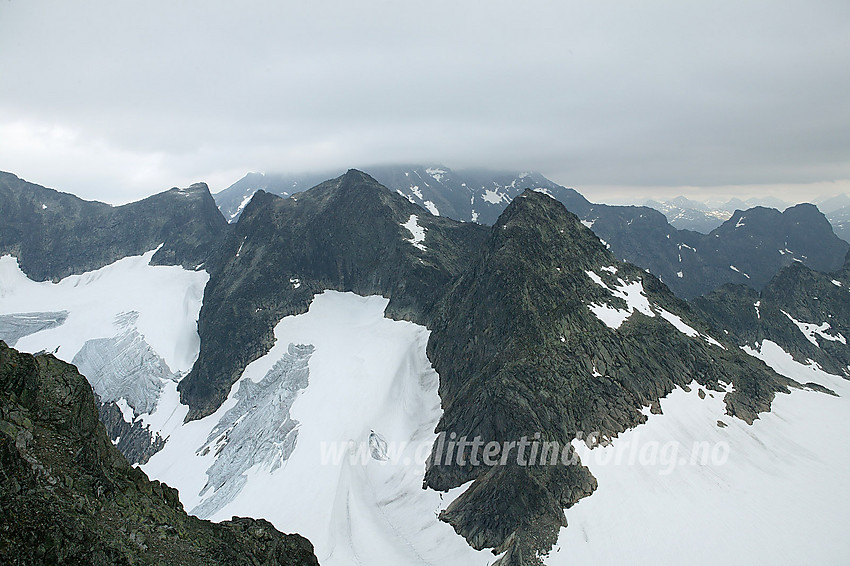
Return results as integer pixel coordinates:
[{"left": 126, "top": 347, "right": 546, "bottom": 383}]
[
  {"left": 782, "top": 311, "right": 846, "bottom": 346},
  {"left": 401, "top": 214, "right": 427, "bottom": 251}
]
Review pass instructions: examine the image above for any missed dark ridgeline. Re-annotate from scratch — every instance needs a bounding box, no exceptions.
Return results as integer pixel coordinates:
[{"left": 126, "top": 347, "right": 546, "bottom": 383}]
[
  {"left": 0, "top": 171, "right": 228, "bottom": 282},
  {"left": 421, "top": 190, "right": 795, "bottom": 564},
  {"left": 693, "top": 251, "right": 850, "bottom": 379}
]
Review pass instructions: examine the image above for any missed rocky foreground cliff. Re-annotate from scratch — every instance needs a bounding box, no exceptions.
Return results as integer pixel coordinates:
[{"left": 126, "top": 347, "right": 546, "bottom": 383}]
[{"left": 0, "top": 341, "right": 318, "bottom": 566}]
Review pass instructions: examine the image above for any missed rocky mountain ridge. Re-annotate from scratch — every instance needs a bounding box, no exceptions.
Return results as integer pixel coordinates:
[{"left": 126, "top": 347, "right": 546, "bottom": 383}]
[
  {"left": 212, "top": 166, "right": 848, "bottom": 299},
  {"left": 0, "top": 171, "right": 227, "bottom": 282},
  {"left": 178, "top": 169, "right": 488, "bottom": 419},
  {"left": 694, "top": 252, "right": 850, "bottom": 378},
  {"left": 422, "top": 190, "right": 798, "bottom": 563}
]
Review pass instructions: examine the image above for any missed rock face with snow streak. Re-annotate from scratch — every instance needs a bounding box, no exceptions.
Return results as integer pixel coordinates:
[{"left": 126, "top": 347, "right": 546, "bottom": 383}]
[
  {"left": 97, "top": 399, "right": 167, "bottom": 465},
  {"left": 424, "top": 190, "right": 796, "bottom": 564}
]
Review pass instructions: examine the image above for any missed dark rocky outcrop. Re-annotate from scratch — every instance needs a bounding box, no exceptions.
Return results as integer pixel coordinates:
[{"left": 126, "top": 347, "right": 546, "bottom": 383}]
[
  {"left": 694, "top": 252, "right": 850, "bottom": 377},
  {"left": 96, "top": 399, "right": 166, "bottom": 465},
  {"left": 179, "top": 169, "right": 488, "bottom": 419},
  {"left": 0, "top": 171, "right": 228, "bottom": 282},
  {"left": 0, "top": 341, "right": 318, "bottom": 566},
  {"left": 423, "top": 190, "right": 796, "bottom": 564}
]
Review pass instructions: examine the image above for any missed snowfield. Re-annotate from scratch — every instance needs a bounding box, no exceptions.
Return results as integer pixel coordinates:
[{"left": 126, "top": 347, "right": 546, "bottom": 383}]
[
  {"left": 547, "top": 340, "right": 850, "bottom": 566},
  {"left": 0, "top": 249, "right": 207, "bottom": 375},
  {"left": 0, "top": 250, "right": 207, "bottom": 425}
]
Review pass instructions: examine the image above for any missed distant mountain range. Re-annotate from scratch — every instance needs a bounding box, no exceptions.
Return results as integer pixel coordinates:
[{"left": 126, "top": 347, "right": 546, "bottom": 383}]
[
  {"left": 641, "top": 193, "right": 850, "bottom": 243},
  {"left": 643, "top": 196, "right": 734, "bottom": 233},
  {"left": 212, "top": 166, "right": 849, "bottom": 299},
  {"left": 214, "top": 165, "right": 576, "bottom": 225}
]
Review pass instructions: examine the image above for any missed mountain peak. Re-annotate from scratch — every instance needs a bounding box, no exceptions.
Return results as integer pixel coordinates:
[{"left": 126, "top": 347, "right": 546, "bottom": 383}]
[
  {"left": 425, "top": 186, "right": 792, "bottom": 562},
  {"left": 494, "top": 189, "right": 610, "bottom": 265},
  {"left": 336, "top": 168, "right": 385, "bottom": 192},
  {"left": 166, "top": 182, "right": 212, "bottom": 199},
  {"left": 498, "top": 188, "right": 571, "bottom": 222}
]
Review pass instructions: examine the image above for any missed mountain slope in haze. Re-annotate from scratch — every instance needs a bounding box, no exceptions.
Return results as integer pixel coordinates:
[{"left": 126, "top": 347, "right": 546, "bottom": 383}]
[
  {"left": 422, "top": 190, "right": 796, "bottom": 564},
  {"left": 214, "top": 171, "right": 341, "bottom": 222},
  {"left": 367, "top": 165, "right": 582, "bottom": 225},
  {"left": 0, "top": 171, "right": 228, "bottom": 282},
  {"left": 644, "top": 193, "right": 850, "bottom": 244},
  {"left": 644, "top": 196, "right": 732, "bottom": 232},
  {"left": 0, "top": 341, "right": 318, "bottom": 566},
  {"left": 710, "top": 196, "right": 792, "bottom": 212},
  {"left": 179, "top": 169, "right": 488, "bottom": 419},
  {"left": 817, "top": 193, "right": 850, "bottom": 214},
  {"left": 693, "top": 252, "right": 850, "bottom": 378},
  {"left": 215, "top": 166, "right": 848, "bottom": 299},
  {"left": 826, "top": 205, "right": 850, "bottom": 243}
]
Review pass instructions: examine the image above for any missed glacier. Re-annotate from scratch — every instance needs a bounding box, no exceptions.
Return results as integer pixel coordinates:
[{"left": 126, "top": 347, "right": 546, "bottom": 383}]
[
  {"left": 143, "top": 291, "right": 497, "bottom": 566},
  {"left": 0, "top": 311, "right": 68, "bottom": 347},
  {"left": 193, "top": 343, "right": 314, "bottom": 519},
  {"left": 0, "top": 250, "right": 208, "bottom": 445},
  {"left": 72, "top": 313, "right": 174, "bottom": 416}
]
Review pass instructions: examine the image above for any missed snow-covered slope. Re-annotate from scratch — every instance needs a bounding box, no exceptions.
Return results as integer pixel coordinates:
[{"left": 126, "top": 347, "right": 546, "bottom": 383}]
[
  {"left": 0, "top": 248, "right": 208, "bottom": 457},
  {"left": 546, "top": 340, "right": 849, "bottom": 565},
  {"left": 0, "top": 249, "right": 206, "bottom": 374},
  {"left": 0, "top": 249, "right": 497, "bottom": 562},
  {"left": 143, "top": 291, "right": 497, "bottom": 566}
]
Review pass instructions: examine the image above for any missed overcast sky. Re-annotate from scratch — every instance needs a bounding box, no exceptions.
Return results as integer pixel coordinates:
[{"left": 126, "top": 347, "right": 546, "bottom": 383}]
[{"left": 1, "top": 1, "right": 849, "bottom": 204}]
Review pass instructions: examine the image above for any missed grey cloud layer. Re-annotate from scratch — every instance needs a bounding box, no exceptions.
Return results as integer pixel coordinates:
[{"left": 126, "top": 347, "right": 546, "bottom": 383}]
[{"left": 1, "top": 0, "right": 848, "bottom": 202}]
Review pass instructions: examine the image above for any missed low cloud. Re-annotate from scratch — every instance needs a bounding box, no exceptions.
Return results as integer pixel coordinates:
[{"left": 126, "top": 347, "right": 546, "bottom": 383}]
[{"left": 1, "top": 0, "right": 848, "bottom": 203}]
